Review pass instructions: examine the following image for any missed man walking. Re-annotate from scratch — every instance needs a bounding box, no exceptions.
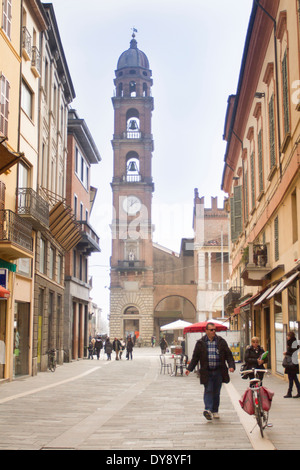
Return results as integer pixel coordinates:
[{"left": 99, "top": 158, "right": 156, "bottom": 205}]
[{"left": 186, "top": 322, "right": 235, "bottom": 420}]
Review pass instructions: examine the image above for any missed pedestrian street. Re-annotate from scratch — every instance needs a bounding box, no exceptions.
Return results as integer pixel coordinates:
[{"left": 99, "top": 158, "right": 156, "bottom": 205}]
[{"left": 0, "top": 347, "right": 299, "bottom": 453}]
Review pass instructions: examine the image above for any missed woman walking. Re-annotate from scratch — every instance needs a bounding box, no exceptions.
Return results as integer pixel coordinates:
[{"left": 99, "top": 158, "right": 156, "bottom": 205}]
[{"left": 283, "top": 331, "right": 300, "bottom": 398}]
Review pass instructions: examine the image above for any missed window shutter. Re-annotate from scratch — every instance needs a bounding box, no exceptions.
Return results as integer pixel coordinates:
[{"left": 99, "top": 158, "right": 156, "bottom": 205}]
[
  {"left": 234, "top": 185, "right": 242, "bottom": 236},
  {"left": 258, "top": 130, "right": 263, "bottom": 193},
  {"left": 274, "top": 216, "right": 279, "bottom": 261},
  {"left": 250, "top": 152, "right": 255, "bottom": 209},
  {"left": 282, "top": 51, "right": 290, "bottom": 135},
  {"left": 269, "top": 95, "right": 276, "bottom": 169}
]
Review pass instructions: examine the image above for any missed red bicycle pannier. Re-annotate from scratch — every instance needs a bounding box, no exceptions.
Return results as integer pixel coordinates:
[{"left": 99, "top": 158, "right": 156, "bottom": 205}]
[
  {"left": 239, "top": 388, "right": 255, "bottom": 415},
  {"left": 259, "top": 386, "right": 274, "bottom": 411}
]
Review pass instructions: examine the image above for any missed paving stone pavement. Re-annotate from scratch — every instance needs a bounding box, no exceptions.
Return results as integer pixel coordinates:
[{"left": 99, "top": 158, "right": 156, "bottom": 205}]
[{"left": 0, "top": 347, "right": 299, "bottom": 452}]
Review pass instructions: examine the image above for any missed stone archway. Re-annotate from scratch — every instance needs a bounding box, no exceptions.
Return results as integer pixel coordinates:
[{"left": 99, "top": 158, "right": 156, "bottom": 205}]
[{"left": 153, "top": 288, "right": 197, "bottom": 343}]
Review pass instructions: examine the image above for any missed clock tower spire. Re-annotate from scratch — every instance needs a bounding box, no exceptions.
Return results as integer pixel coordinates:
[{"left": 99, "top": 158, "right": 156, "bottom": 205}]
[{"left": 110, "top": 34, "right": 154, "bottom": 343}]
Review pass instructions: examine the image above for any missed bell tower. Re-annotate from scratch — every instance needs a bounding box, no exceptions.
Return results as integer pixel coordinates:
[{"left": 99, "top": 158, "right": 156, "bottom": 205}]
[{"left": 109, "top": 33, "right": 154, "bottom": 343}]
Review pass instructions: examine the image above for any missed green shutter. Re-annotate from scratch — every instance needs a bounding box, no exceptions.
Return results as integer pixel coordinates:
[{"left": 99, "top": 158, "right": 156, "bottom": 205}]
[
  {"left": 234, "top": 185, "right": 242, "bottom": 236},
  {"left": 269, "top": 95, "right": 276, "bottom": 169},
  {"left": 282, "top": 51, "right": 290, "bottom": 135},
  {"left": 274, "top": 216, "right": 279, "bottom": 261},
  {"left": 244, "top": 171, "right": 249, "bottom": 222},
  {"left": 250, "top": 152, "right": 255, "bottom": 209},
  {"left": 258, "top": 130, "right": 263, "bottom": 193}
]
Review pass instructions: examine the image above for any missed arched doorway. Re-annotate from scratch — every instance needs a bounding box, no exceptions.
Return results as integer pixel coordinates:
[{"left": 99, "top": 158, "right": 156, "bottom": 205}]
[
  {"left": 123, "top": 305, "right": 140, "bottom": 344},
  {"left": 154, "top": 295, "right": 196, "bottom": 344}
]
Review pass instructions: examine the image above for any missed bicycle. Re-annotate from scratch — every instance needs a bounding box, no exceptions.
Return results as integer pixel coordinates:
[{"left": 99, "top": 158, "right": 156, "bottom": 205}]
[
  {"left": 47, "top": 348, "right": 57, "bottom": 372},
  {"left": 240, "top": 368, "right": 273, "bottom": 437}
]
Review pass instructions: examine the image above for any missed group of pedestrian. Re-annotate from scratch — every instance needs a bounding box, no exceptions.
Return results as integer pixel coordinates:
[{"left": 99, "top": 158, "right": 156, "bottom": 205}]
[
  {"left": 186, "top": 321, "right": 300, "bottom": 421},
  {"left": 88, "top": 335, "right": 134, "bottom": 361}
]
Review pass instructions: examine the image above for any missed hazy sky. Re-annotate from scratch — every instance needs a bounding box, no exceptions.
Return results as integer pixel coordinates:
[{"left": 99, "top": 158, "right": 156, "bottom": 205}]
[{"left": 49, "top": 0, "right": 253, "bottom": 322}]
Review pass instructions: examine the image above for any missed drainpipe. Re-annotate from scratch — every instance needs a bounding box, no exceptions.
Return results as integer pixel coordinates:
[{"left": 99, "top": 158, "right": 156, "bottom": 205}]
[{"left": 254, "top": 0, "right": 282, "bottom": 179}]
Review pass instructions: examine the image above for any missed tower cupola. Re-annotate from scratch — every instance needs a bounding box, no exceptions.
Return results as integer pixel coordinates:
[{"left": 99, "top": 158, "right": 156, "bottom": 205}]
[{"left": 114, "top": 32, "right": 153, "bottom": 98}]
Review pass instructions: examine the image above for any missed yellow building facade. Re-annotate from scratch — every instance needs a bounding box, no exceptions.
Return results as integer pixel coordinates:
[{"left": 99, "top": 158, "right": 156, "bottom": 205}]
[{"left": 222, "top": 0, "right": 300, "bottom": 377}]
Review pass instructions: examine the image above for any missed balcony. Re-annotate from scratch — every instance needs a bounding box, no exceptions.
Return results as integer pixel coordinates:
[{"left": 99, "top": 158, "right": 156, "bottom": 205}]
[
  {"left": 22, "top": 26, "right": 32, "bottom": 61},
  {"left": 224, "top": 287, "right": 243, "bottom": 310},
  {"left": 0, "top": 210, "right": 33, "bottom": 260},
  {"left": 76, "top": 221, "right": 101, "bottom": 255},
  {"left": 241, "top": 243, "right": 271, "bottom": 285},
  {"left": 17, "top": 188, "right": 49, "bottom": 231},
  {"left": 31, "top": 46, "right": 41, "bottom": 77},
  {"left": 116, "top": 260, "right": 146, "bottom": 271}
]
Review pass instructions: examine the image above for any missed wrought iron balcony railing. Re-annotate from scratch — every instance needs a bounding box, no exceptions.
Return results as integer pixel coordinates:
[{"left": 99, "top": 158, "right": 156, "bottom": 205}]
[
  {"left": 224, "top": 287, "right": 243, "bottom": 309},
  {"left": 22, "top": 26, "right": 32, "bottom": 60},
  {"left": 31, "top": 46, "right": 41, "bottom": 76},
  {"left": 17, "top": 188, "right": 49, "bottom": 230},
  {"left": 0, "top": 209, "right": 33, "bottom": 254}
]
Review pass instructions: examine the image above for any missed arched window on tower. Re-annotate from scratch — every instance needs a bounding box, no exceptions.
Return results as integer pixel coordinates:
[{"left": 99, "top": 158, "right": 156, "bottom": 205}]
[
  {"left": 143, "top": 83, "right": 148, "bottom": 97},
  {"left": 125, "top": 151, "right": 140, "bottom": 182},
  {"left": 125, "top": 108, "right": 140, "bottom": 139},
  {"left": 129, "top": 81, "right": 136, "bottom": 97}
]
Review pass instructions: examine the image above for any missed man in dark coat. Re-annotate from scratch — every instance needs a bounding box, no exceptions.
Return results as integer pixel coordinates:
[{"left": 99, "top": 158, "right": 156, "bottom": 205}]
[
  {"left": 186, "top": 322, "right": 235, "bottom": 420},
  {"left": 94, "top": 336, "right": 103, "bottom": 360}
]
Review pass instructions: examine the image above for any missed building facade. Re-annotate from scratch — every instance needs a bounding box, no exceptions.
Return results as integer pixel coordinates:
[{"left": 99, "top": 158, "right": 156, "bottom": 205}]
[
  {"left": 222, "top": 0, "right": 300, "bottom": 374},
  {"left": 193, "top": 191, "right": 229, "bottom": 322},
  {"left": 65, "top": 109, "right": 101, "bottom": 361},
  {"left": 0, "top": 1, "right": 102, "bottom": 381}
]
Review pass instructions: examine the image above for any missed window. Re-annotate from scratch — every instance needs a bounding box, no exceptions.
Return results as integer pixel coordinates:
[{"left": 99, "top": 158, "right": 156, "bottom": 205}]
[
  {"left": 74, "top": 195, "right": 77, "bottom": 219},
  {"left": 40, "top": 238, "right": 46, "bottom": 274},
  {"left": 282, "top": 50, "right": 290, "bottom": 136},
  {"left": 292, "top": 190, "right": 298, "bottom": 244},
  {"left": 2, "top": 0, "right": 12, "bottom": 39},
  {"left": 49, "top": 246, "right": 54, "bottom": 279},
  {"left": 258, "top": 130, "right": 264, "bottom": 193},
  {"left": 230, "top": 185, "right": 242, "bottom": 242},
  {"left": 44, "top": 59, "right": 49, "bottom": 98},
  {"left": 75, "top": 147, "right": 79, "bottom": 174},
  {"left": 21, "top": 80, "right": 33, "bottom": 120},
  {"left": 57, "top": 254, "right": 62, "bottom": 284},
  {"left": 268, "top": 95, "right": 276, "bottom": 170},
  {"left": 250, "top": 152, "right": 255, "bottom": 210},
  {"left": 274, "top": 216, "right": 279, "bottom": 261},
  {"left": 73, "top": 250, "right": 76, "bottom": 277},
  {"left": 0, "top": 75, "right": 10, "bottom": 136},
  {"left": 18, "top": 162, "right": 29, "bottom": 188}
]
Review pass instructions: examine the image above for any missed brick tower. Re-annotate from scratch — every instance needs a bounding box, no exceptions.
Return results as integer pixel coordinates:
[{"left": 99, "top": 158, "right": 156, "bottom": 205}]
[{"left": 109, "top": 33, "right": 154, "bottom": 344}]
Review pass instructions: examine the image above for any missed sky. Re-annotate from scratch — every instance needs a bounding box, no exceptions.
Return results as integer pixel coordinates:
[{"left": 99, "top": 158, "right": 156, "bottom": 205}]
[{"left": 49, "top": 0, "right": 253, "bottom": 325}]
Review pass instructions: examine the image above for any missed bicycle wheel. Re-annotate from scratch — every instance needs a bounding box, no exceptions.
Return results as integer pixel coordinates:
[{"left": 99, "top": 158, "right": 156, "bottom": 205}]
[{"left": 254, "top": 392, "right": 264, "bottom": 437}]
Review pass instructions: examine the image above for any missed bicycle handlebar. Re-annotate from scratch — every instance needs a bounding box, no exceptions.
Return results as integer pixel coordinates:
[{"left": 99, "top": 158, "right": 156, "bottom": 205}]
[{"left": 240, "top": 368, "right": 269, "bottom": 376}]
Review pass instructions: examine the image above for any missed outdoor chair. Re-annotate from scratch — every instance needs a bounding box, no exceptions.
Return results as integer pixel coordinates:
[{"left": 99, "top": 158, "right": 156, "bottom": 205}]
[
  {"left": 159, "top": 355, "right": 172, "bottom": 375},
  {"left": 175, "top": 354, "right": 188, "bottom": 376}
]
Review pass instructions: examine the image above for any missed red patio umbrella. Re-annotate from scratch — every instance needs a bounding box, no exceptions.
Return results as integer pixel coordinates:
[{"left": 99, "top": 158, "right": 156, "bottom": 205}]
[
  {"left": 183, "top": 320, "right": 228, "bottom": 334},
  {"left": 0, "top": 285, "right": 10, "bottom": 299}
]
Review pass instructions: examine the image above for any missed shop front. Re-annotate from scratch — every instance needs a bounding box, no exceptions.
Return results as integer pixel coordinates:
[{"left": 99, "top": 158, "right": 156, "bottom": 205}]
[{"left": 13, "top": 301, "right": 30, "bottom": 377}]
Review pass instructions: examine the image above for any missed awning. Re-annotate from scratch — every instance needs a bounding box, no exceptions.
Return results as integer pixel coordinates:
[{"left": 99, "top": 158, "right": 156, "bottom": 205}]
[
  {"left": 268, "top": 272, "right": 299, "bottom": 299},
  {"left": 0, "top": 138, "right": 22, "bottom": 174},
  {"left": 49, "top": 202, "right": 82, "bottom": 251},
  {"left": 0, "top": 285, "right": 10, "bottom": 299},
  {"left": 233, "top": 291, "right": 262, "bottom": 314},
  {"left": 277, "top": 271, "right": 299, "bottom": 292},
  {"left": 253, "top": 285, "right": 277, "bottom": 306}
]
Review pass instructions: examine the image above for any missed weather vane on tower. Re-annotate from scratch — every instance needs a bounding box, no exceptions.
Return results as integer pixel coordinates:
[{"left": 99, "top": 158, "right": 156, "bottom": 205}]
[{"left": 131, "top": 27, "right": 138, "bottom": 38}]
